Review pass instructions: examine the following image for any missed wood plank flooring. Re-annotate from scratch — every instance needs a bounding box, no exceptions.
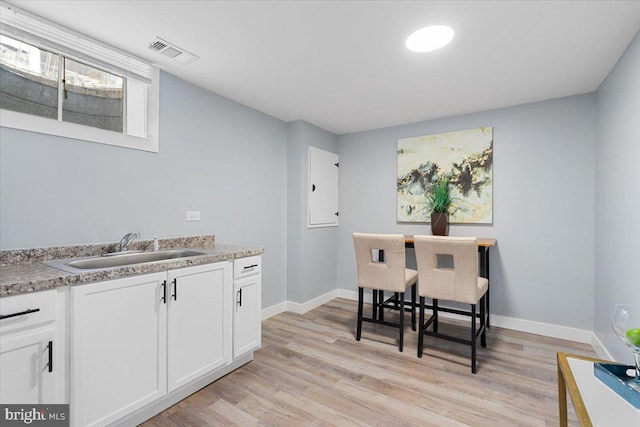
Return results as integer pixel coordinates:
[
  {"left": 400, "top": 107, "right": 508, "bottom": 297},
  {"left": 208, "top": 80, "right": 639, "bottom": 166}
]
[{"left": 142, "top": 298, "right": 596, "bottom": 426}]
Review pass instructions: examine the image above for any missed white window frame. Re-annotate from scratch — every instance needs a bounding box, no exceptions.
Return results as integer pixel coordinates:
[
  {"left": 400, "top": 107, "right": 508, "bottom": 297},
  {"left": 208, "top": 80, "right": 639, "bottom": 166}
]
[{"left": 0, "top": 2, "right": 160, "bottom": 153}]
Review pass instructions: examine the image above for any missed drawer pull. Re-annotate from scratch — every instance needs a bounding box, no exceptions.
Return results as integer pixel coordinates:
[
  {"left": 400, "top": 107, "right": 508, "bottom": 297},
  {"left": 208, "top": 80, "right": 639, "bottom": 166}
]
[
  {"left": 243, "top": 264, "right": 258, "bottom": 270},
  {"left": 0, "top": 308, "right": 40, "bottom": 320}
]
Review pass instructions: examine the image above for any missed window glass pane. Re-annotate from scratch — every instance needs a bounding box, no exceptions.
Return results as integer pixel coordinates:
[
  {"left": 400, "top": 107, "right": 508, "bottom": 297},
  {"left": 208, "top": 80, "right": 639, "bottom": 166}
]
[
  {"left": 0, "top": 35, "right": 59, "bottom": 119},
  {"left": 62, "top": 58, "right": 123, "bottom": 132}
]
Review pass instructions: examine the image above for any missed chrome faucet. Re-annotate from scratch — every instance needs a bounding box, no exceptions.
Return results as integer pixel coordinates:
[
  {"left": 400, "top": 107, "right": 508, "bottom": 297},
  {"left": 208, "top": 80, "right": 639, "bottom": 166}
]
[{"left": 119, "top": 233, "right": 138, "bottom": 252}]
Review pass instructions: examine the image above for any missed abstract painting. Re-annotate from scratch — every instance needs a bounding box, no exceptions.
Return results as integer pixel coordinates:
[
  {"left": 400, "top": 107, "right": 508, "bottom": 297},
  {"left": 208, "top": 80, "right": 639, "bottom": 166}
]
[{"left": 397, "top": 127, "right": 493, "bottom": 223}]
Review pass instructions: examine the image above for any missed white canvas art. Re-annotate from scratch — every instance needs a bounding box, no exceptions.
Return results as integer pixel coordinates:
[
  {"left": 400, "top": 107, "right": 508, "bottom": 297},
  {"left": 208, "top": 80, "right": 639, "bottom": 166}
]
[{"left": 397, "top": 127, "right": 493, "bottom": 223}]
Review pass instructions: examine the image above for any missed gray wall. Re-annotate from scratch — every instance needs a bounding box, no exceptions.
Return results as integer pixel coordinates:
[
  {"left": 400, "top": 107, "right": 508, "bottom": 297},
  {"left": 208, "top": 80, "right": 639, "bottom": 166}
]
[
  {"left": 594, "top": 32, "right": 640, "bottom": 363},
  {"left": 0, "top": 71, "right": 288, "bottom": 308},
  {"left": 2, "top": 33, "right": 637, "bottom": 347},
  {"left": 287, "top": 120, "right": 338, "bottom": 303},
  {"left": 337, "top": 94, "right": 597, "bottom": 329}
]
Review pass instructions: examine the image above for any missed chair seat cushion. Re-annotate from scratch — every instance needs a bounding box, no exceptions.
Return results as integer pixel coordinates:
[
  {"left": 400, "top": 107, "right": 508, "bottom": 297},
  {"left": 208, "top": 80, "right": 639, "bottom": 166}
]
[
  {"left": 406, "top": 268, "right": 418, "bottom": 287},
  {"left": 476, "top": 277, "right": 489, "bottom": 302}
]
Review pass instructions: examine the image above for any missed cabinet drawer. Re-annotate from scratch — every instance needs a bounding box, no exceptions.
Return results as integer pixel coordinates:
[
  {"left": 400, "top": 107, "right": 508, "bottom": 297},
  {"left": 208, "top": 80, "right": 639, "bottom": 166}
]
[
  {"left": 0, "top": 289, "right": 58, "bottom": 333},
  {"left": 234, "top": 256, "right": 261, "bottom": 279}
]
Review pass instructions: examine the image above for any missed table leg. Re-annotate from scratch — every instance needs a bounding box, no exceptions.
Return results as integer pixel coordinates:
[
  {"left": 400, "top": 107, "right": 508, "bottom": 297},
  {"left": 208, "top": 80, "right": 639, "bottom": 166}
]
[
  {"left": 411, "top": 283, "right": 416, "bottom": 331},
  {"left": 479, "top": 246, "right": 491, "bottom": 327},
  {"left": 558, "top": 360, "right": 568, "bottom": 427},
  {"left": 378, "top": 249, "right": 385, "bottom": 322}
]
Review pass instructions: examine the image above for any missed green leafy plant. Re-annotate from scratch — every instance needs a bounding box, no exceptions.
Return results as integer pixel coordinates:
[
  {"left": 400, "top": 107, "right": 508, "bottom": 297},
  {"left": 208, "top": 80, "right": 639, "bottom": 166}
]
[{"left": 425, "top": 176, "right": 454, "bottom": 214}]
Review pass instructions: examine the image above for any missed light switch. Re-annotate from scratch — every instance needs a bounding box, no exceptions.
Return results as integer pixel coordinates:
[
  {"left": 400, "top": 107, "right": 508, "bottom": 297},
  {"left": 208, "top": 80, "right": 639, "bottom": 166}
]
[{"left": 186, "top": 211, "right": 200, "bottom": 221}]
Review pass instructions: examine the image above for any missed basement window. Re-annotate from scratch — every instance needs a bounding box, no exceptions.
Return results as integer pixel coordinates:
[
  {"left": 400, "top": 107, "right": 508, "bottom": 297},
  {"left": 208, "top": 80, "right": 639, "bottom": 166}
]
[
  {"left": 0, "top": 3, "right": 159, "bottom": 152},
  {"left": 62, "top": 58, "right": 124, "bottom": 132}
]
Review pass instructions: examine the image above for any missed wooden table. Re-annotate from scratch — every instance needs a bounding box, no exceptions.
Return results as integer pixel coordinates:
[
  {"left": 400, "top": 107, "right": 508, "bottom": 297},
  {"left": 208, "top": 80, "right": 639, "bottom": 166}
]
[
  {"left": 404, "top": 235, "right": 496, "bottom": 326},
  {"left": 557, "top": 352, "right": 640, "bottom": 426}
]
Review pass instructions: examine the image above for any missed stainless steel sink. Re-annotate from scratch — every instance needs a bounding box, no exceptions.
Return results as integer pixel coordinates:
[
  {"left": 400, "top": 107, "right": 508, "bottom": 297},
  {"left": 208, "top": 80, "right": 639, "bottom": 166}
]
[{"left": 45, "top": 249, "right": 207, "bottom": 273}]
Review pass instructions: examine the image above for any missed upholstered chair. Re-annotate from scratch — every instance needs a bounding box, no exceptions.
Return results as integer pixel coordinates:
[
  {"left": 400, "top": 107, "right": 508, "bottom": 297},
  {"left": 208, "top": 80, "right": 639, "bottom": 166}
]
[
  {"left": 413, "top": 235, "right": 488, "bottom": 373},
  {"left": 352, "top": 233, "right": 418, "bottom": 352}
]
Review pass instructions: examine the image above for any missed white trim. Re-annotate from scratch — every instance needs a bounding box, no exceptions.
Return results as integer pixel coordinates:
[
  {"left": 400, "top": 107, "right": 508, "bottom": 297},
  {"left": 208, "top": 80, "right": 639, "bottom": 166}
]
[
  {"left": 266, "top": 290, "right": 595, "bottom": 346},
  {"left": 287, "top": 290, "right": 339, "bottom": 315},
  {"left": 0, "top": 1, "right": 151, "bottom": 82},
  {"left": 262, "top": 290, "right": 340, "bottom": 320},
  {"left": 262, "top": 301, "right": 288, "bottom": 321},
  {"left": 0, "top": 109, "right": 155, "bottom": 152},
  {"left": 590, "top": 331, "right": 615, "bottom": 360},
  {"left": 147, "top": 67, "right": 160, "bottom": 151},
  {"left": 488, "top": 313, "right": 592, "bottom": 344},
  {"left": 336, "top": 288, "right": 364, "bottom": 302}
]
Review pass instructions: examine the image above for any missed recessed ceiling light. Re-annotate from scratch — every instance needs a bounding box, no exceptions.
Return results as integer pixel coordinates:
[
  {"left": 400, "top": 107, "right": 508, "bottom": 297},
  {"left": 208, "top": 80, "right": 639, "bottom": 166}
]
[{"left": 405, "top": 25, "right": 454, "bottom": 53}]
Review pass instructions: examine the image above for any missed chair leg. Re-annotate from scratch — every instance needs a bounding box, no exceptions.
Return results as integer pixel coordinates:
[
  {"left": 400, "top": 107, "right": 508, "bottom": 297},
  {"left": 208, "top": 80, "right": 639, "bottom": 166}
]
[
  {"left": 372, "top": 289, "right": 378, "bottom": 320},
  {"left": 398, "top": 292, "right": 405, "bottom": 352},
  {"left": 433, "top": 298, "right": 439, "bottom": 333},
  {"left": 480, "top": 294, "right": 487, "bottom": 348},
  {"left": 471, "top": 303, "right": 477, "bottom": 374},
  {"left": 411, "top": 284, "right": 416, "bottom": 331},
  {"left": 418, "top": 296, "right": 425, "bottom": 358},
  {"left": 379, "top": 290, "right": 384, "bottom": 322},
  {"left": 356, "top": 287, "right": 364, "bottom": 341}
]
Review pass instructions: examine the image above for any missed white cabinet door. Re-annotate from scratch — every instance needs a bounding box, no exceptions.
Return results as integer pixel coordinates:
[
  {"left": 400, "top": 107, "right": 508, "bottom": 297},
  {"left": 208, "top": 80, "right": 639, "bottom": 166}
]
[
  {"left": 71, "top": 272, "right": 167, "bottom": 427},
  {"left": 167, "top": 262, "right": 232, "bottom": 392},
  {"left": 233, "top": 275, "right": 261, "bottom": 358},
  {"left": 0, "top": 288, "right": 65, "bottom": 405},
  {"left": 308, "top": 146, "right": 339, "bottom": 228},
  {"left": 0, "top": 328, "right": 55, "bottom": 404}
]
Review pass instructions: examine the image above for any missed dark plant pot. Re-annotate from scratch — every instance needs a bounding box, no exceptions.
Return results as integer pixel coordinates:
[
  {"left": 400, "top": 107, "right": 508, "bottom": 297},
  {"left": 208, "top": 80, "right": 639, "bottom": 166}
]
[{"left": 431, "top": 213, "right": 449, "bottom": 236}]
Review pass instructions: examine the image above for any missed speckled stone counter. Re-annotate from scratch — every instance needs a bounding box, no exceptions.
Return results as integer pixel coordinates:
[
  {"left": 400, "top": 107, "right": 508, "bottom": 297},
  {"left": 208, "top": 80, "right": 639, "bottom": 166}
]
[{"left": 0, "top": 235, "right": 264, "bottom": 298}]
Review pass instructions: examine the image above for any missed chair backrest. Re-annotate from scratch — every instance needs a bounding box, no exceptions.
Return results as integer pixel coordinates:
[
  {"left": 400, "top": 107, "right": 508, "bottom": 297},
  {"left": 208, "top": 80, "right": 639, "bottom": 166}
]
[
  {"left": 352, "top": 233, "right": 407, "bottom": 292},
  {"left": 414, "top": 235, "right": 479, "bottom": 304}
]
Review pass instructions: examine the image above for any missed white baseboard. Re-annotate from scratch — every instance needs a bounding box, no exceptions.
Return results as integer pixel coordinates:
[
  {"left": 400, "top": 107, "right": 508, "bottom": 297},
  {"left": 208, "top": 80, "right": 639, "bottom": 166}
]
[
  {"left": 265, "top": 289, "right": 595, "bottom": 345},
  {"left": 262, "top": 289, "right": 339, "bottom": 320},
  {"left": 488, "top": 314, "right": 592, "bottom": 344},
  {"left": 590, "top": 331, "right": 614, "bottom": 360},
  {"left": 262, "top": 300, "right": 288, "bottom": 321},
  {"left": 287, "top": 289, "right": 339, "bottom": 314}
]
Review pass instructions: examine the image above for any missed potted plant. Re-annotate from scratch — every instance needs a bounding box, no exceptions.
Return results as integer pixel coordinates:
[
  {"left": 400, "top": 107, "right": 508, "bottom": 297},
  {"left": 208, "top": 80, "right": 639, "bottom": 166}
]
[{"left": 425, "top": 176, "right": 453, "bottom": 236}]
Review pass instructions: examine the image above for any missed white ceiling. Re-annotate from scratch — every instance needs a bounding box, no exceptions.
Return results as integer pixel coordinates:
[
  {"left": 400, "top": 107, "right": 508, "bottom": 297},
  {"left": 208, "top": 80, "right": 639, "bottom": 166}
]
[{"left": 6, "top": 1, "right": 640, "bottom": 134}]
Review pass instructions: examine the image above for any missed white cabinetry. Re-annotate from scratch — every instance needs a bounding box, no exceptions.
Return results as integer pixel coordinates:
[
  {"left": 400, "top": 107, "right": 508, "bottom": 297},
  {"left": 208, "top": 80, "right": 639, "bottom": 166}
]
[
  {"left": 233, "top": 256, "right": 261, "bottom": 358},
  {"left": 167, "top": 263, "right": 232, "bottom": 392},
  {"left": 71, "top": 272, "right": 167, "bottom": 427},
  {"left": 71, "top": 261, "right": 232, "bottom": 427},
  {"left": 0, "top": 288, "right": 66, "bottom": 405}
]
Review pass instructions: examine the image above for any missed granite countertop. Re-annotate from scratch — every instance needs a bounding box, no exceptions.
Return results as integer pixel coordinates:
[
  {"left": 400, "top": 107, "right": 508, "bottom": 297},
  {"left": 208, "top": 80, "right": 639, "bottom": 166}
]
[{"left": 0, "top": 235, "right": 264, "bottom": 298}]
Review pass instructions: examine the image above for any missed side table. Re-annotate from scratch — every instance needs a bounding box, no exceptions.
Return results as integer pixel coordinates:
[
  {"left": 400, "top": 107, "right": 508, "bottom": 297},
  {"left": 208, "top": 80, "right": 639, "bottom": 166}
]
[{"left": 557, "top": 352, "right": 640, "bottom": 426}]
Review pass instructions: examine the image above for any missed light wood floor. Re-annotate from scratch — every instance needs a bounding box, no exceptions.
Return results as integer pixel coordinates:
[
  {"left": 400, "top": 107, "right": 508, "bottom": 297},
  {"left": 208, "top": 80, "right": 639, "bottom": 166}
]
[{"left": 143, "top": 298, "right": 596, "bottom": 426}]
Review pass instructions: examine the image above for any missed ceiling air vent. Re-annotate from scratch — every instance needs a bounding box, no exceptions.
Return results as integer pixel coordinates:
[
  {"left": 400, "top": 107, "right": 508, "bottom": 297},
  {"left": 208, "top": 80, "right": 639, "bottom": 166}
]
[{"left": 147, "top": 37, "right": 199, "bottom": 64}]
